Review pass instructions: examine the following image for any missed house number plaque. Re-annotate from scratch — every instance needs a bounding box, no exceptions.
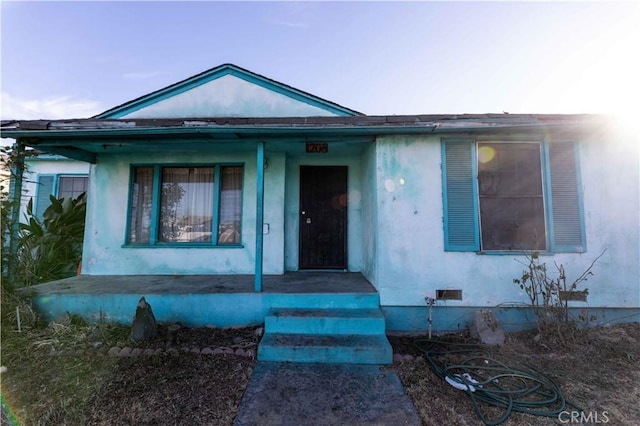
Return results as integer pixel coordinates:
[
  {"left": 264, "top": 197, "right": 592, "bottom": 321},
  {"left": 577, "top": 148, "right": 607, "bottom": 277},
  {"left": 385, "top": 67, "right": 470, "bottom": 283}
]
[{"left": 306, "top": 143, "right": 329, "bottom": 153}]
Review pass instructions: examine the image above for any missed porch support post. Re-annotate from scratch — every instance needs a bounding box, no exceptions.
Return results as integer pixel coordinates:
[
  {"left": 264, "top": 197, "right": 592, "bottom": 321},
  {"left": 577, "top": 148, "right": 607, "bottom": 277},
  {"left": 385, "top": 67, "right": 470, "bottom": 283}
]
[
  {"left": 6, "top": 141, "right": 25, "bottom": 285},
  {"left": 254, "top": 141, "right": 265, "bottom": 292}
]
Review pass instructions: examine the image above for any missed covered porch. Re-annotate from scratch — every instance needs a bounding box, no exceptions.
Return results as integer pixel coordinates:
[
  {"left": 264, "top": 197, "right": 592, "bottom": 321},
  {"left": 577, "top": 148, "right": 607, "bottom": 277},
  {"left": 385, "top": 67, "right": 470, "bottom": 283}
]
[{"left": 29, "top": 272, "right": 379, "bottom": 327}]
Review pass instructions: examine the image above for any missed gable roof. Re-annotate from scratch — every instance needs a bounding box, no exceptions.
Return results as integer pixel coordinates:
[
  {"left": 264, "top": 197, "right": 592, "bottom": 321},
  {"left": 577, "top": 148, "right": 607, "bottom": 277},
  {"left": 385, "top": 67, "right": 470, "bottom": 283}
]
[{"left": 95, "top": 64, "right": 362, "bottom": 119}]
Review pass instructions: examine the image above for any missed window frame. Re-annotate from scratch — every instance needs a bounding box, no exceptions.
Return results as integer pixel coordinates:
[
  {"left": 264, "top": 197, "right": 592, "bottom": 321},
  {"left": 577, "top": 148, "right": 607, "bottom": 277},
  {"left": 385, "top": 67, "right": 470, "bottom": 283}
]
[
  {"left": 441, "top": 138, "right": 586, "bottom": 254},
  {"left": 124, "top": 163, "right": 245, "bottom": 248},
  {"left": 57, "top": 175, "right": 89, "bottom": 201},
  {"left": 476, "top": 141, "right": 548, "bottom": 252},
  {"left": 34, "top": 173, "right": 89, "bottom": 218}
]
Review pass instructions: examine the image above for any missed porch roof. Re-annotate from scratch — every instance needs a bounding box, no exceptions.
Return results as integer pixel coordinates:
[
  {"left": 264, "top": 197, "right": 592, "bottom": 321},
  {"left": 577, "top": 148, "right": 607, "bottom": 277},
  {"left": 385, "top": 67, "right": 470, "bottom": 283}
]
[
  {"left": 2, "top": 113, "right": 605, "bottom": 137},
  {"left": 0, "top": 114, "right": 608, "bottom": 164}
]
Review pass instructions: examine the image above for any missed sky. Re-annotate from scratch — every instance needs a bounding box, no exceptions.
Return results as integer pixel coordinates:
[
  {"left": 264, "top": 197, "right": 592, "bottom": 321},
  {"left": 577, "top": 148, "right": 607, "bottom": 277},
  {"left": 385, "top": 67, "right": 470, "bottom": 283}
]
[{"left": 1, "top": 1, "right": 639, "bottom": 121}]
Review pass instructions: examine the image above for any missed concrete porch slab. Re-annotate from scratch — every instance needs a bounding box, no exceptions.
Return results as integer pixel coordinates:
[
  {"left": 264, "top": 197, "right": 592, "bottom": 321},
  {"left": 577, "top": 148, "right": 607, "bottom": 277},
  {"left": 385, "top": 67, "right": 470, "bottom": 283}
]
[
  {"left": 28, "top": 272, "right": 376, "bottom": 295},
  {"left": 25, "top": 272, "right": 380, "bottom": 328}
]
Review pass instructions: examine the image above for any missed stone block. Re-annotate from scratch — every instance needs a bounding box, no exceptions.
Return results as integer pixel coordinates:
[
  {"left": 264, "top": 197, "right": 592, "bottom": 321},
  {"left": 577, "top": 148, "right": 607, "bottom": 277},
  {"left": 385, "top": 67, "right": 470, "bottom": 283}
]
[
  {"left": 470, "top": 310, "right": 505, "bottom": 346},
  {"left": 119, "top": 347, "right": 132, "bottom": 357},
  {"left": 130, "top": 296, "right": 158, "bottom": 342}
]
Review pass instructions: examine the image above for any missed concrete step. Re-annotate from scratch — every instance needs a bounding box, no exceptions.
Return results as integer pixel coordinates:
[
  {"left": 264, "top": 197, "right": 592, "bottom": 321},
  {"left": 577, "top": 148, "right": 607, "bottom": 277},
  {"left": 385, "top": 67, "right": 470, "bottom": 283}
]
[
  {"left": 258, "top": 333, "right": 393, "bottom": 364},
  {"left": 266, "top": 293, "right": 380, "bottom": 309},
  {"left": 266, "top": 308, "right": 386, "bottom": 335}
]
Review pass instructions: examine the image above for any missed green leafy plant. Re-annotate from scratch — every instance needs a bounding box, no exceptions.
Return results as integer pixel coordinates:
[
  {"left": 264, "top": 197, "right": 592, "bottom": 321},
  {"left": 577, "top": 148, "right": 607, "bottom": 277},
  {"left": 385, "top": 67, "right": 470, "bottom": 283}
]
[
  {"left": 16, "top": 193, "right": 87, "bottom": 286},
  {"left": 513, "top": 250, "right": 606, "bottom": 342}
]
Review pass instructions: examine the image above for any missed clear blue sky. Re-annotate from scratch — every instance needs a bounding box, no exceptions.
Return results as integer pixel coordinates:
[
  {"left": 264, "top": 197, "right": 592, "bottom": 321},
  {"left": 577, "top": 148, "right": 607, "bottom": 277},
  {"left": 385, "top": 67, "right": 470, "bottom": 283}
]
[{"left": 1, "top": 1, "right": 638, "bottom": 120}]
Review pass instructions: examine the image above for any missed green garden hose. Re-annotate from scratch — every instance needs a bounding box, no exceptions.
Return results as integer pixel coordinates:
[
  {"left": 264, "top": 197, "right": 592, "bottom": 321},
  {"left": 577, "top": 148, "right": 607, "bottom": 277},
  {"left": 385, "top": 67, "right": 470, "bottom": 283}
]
[{"left": 414, "top": 339, "right": 583, "bottom": 426}]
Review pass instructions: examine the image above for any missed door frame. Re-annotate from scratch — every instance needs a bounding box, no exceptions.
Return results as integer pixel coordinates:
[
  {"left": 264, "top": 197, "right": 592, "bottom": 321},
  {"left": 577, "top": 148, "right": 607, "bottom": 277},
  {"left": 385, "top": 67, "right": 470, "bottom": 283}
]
[{"left": 298, "top": 165, "right": 348, "bottom": 270}]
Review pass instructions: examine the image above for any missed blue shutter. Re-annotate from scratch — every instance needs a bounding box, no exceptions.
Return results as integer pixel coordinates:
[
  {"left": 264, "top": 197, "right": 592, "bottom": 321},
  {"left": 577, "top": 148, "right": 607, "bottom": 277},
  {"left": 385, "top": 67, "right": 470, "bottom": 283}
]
[
  {"left": 442, "top": 139, "right": 479, "bottom": 251},
  {"left": 546, "top": 141, "right": 586, "bottom": 252},
  {"left": 35, "top": 175, "right": 55, "bottom": 219}
]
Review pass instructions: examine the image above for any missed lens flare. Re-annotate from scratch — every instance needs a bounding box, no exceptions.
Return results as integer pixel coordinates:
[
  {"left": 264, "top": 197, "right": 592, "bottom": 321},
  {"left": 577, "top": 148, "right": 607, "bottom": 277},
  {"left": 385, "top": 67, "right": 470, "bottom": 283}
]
[
  {"left": 384, "top": 179, "right": 395, "bottom": 192},
  {"left": 478, "top": 146, "right": 496, "bottom": 163}
]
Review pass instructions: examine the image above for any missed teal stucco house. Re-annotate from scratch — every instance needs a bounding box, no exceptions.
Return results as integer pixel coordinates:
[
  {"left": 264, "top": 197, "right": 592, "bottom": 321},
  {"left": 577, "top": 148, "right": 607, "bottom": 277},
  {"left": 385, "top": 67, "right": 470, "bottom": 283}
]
[{"left": 2, "top": 64, "right": 638, "bottom": 363}]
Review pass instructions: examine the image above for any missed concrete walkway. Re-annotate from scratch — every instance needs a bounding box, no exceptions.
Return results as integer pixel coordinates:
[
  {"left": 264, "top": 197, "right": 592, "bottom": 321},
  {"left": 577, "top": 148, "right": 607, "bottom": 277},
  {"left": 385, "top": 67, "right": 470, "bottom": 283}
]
[{"left": 234, "top": 362, "right": 421, "bottom": 426}]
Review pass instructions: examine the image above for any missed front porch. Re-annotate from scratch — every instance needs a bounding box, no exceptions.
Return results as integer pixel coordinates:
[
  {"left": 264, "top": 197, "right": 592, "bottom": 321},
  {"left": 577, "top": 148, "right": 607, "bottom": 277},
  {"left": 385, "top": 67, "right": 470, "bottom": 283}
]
[
  {"left": 29, "top": 272, "right": 377, "bottom": 327},
  {"left": 30, "top": 272, "right": 393, "bottom": 364}
]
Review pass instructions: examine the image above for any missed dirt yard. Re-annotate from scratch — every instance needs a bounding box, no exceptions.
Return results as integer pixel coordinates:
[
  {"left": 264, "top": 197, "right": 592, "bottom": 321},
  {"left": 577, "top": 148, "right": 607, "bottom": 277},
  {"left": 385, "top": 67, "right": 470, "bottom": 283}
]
[{"left": 2, "top": 321, "right": 639, "bottom": 425}]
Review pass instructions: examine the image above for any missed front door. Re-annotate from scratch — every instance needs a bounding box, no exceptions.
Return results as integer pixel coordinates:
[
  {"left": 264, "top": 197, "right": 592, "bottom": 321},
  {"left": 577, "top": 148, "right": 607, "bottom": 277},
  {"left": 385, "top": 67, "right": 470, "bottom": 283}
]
[{"left": 299, "top": 166, "right": 347, "bottom": 269}]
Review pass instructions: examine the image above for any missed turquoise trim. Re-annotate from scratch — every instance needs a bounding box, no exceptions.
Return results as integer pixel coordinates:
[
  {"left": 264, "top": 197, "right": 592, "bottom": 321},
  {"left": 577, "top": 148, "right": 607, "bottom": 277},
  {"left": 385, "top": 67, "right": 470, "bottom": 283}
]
[
  {"left": 4, "top": 124, "right": 441, "bottom": 139},
  {"left": 544, "top": 140, "right": 586, "bottom": 252},
  {"left": 32, "top": 146, "right": 96, "bottom": 163},
  {"left": 31, "top": 291, "right": 640, "bottom": 331},
  {"left": 121, "top": 244, "right": 244, "bottom": 249},
  {"left": 95, "top": 64, "right": 361, "bottom": 119},
  {"left": 124, "top": 165, "right": 134, "bottom": 244},
  {"left": 149, "top": 165, "right": 161, "bottom": 245},
  {"left": 255, "top": 142, "right": 265, "bottom": 292},
  {"left": 26, "top": 154, "right": 80, "bottom": 161},
  {"left": 5, "top": 123, "right": 582, "bottom": 141},
  {"left": 441, "top": 138, "right": 479, "bottom": 251},
  {"left": 541, "top": 139, "right": 553, "bottom": 251},
  {"left": 475, "top": 250, "right": 555, "bottom": 256},
  {"left": 572, "top": 141, "right": 587, "bottom": 252},
  {"left": 382, "top": 306, "right": 640, "bottom": 333},
  {"left": 34, "top": 174, "right": 55, "bottom": 218}
]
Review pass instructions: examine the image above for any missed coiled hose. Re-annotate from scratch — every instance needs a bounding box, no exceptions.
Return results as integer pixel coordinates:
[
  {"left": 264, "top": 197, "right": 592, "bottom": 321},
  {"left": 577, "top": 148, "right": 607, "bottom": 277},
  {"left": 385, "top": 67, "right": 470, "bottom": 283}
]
[{"left": 414, "top": 339, "right": 583, "bottom": 425}]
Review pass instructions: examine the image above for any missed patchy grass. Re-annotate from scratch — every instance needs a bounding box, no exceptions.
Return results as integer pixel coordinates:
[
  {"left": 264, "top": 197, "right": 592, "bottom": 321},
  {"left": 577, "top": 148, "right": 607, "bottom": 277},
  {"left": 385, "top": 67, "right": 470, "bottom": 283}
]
[
  {"left": 1, "top": 291, "right": 259, "bottom": 425},
  {"left": 1, "top": 292, "right": 123, "bottom": 425},
  {"left": 2, "top": 290, "right": 638, "bottom": 425}
]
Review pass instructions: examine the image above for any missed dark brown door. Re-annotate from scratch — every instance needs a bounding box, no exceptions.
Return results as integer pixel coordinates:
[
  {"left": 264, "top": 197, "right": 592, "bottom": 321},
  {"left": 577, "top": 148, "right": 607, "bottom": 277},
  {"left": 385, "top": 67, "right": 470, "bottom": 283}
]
[{"left": 299, "top": 166, "right": 347, "bottom": 269}]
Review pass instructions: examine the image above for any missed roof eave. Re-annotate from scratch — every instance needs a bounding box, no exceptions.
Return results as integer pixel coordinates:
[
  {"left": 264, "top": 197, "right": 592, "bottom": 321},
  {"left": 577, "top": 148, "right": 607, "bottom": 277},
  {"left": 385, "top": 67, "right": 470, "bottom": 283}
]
[{"left": 0, "top": 123, "right": 595, "bottom": 141}]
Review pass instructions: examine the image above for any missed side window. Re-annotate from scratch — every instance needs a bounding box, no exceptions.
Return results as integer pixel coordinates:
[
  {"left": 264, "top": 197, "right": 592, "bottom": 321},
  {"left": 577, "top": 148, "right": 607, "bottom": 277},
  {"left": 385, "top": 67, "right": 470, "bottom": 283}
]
[
  {"left": 34, "top": 175, "right": 88, "bottom": 218},
  {"left": 442, "top": 139, "right": 585, "bottom": 253}
]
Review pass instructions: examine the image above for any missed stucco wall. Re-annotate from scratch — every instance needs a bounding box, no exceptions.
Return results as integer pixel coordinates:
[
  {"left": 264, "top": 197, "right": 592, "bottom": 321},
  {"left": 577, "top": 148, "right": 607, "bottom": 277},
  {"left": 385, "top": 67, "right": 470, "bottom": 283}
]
[
  {"left": 373, "top": 131, "right": 639, "bottom": 309},
  {"left": 360, "top": 143, "right": 378, "bottom": 287},
  {"left": 82, "top": 148, "right": 286, "bottom": 275}
]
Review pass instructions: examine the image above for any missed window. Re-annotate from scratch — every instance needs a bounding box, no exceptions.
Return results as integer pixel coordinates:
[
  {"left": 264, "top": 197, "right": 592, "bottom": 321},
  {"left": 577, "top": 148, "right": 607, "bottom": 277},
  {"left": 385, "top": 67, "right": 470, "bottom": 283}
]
[
  {"left": 127, "top": 165, "right": 243, "bottom": 246},
  {"left": 58, "top": 176, "right": 88, "bottom": 201},
  {"left": 35, "top": 174, "right": 88, "bottom": 218},
  {"left": 442, "top": 139, "right": 585, "bottom": 253},
  {"left": 478, "top": 143, "right": 546, "bottom": 250}
]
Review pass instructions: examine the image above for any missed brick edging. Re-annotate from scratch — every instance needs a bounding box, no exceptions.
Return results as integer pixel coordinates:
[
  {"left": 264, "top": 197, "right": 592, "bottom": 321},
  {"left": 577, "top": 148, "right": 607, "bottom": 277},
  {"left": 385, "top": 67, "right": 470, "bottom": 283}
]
[{"left": 49, "top": 346, "right": 256, "bottom": 358}]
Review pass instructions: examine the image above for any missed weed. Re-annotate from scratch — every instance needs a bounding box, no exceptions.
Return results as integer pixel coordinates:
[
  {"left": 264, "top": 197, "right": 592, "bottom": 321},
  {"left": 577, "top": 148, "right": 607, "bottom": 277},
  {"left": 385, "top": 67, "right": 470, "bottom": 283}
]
[{"left": 513, "top": 250, "right": 606, "bottom": 344}]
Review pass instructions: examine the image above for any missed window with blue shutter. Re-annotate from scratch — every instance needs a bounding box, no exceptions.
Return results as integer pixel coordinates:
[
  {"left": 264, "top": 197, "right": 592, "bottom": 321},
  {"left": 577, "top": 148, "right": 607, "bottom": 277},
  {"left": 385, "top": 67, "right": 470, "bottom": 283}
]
[
  {"left": 441, "top": 139, "right": 585, "bottom": 253},
  {"left": 35, "top": 175, "right": 55, "bottom": 218},
  {"left": 442, "top": 139, "right": 479, "bottom": 251},
  {"left": 546, "top": 141, "right": 586, "bottom": 252}
]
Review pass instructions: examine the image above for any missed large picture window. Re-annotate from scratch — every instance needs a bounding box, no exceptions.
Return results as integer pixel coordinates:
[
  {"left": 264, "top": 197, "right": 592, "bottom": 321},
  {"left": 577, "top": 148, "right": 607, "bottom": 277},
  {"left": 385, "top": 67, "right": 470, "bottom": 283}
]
[
  {"left": 127, "top": 165, "right": 243, "bottom": 246},
  {"left": 442, "top": 139, "right": 585, "bottom": 253}
]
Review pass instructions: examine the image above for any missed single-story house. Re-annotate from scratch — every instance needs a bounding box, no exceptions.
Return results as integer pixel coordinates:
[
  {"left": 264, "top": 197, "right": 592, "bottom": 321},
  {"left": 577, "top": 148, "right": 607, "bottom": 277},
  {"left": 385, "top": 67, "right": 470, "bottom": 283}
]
[{"left": 2, "top": 64, "right": 638, "bottom": 363}]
